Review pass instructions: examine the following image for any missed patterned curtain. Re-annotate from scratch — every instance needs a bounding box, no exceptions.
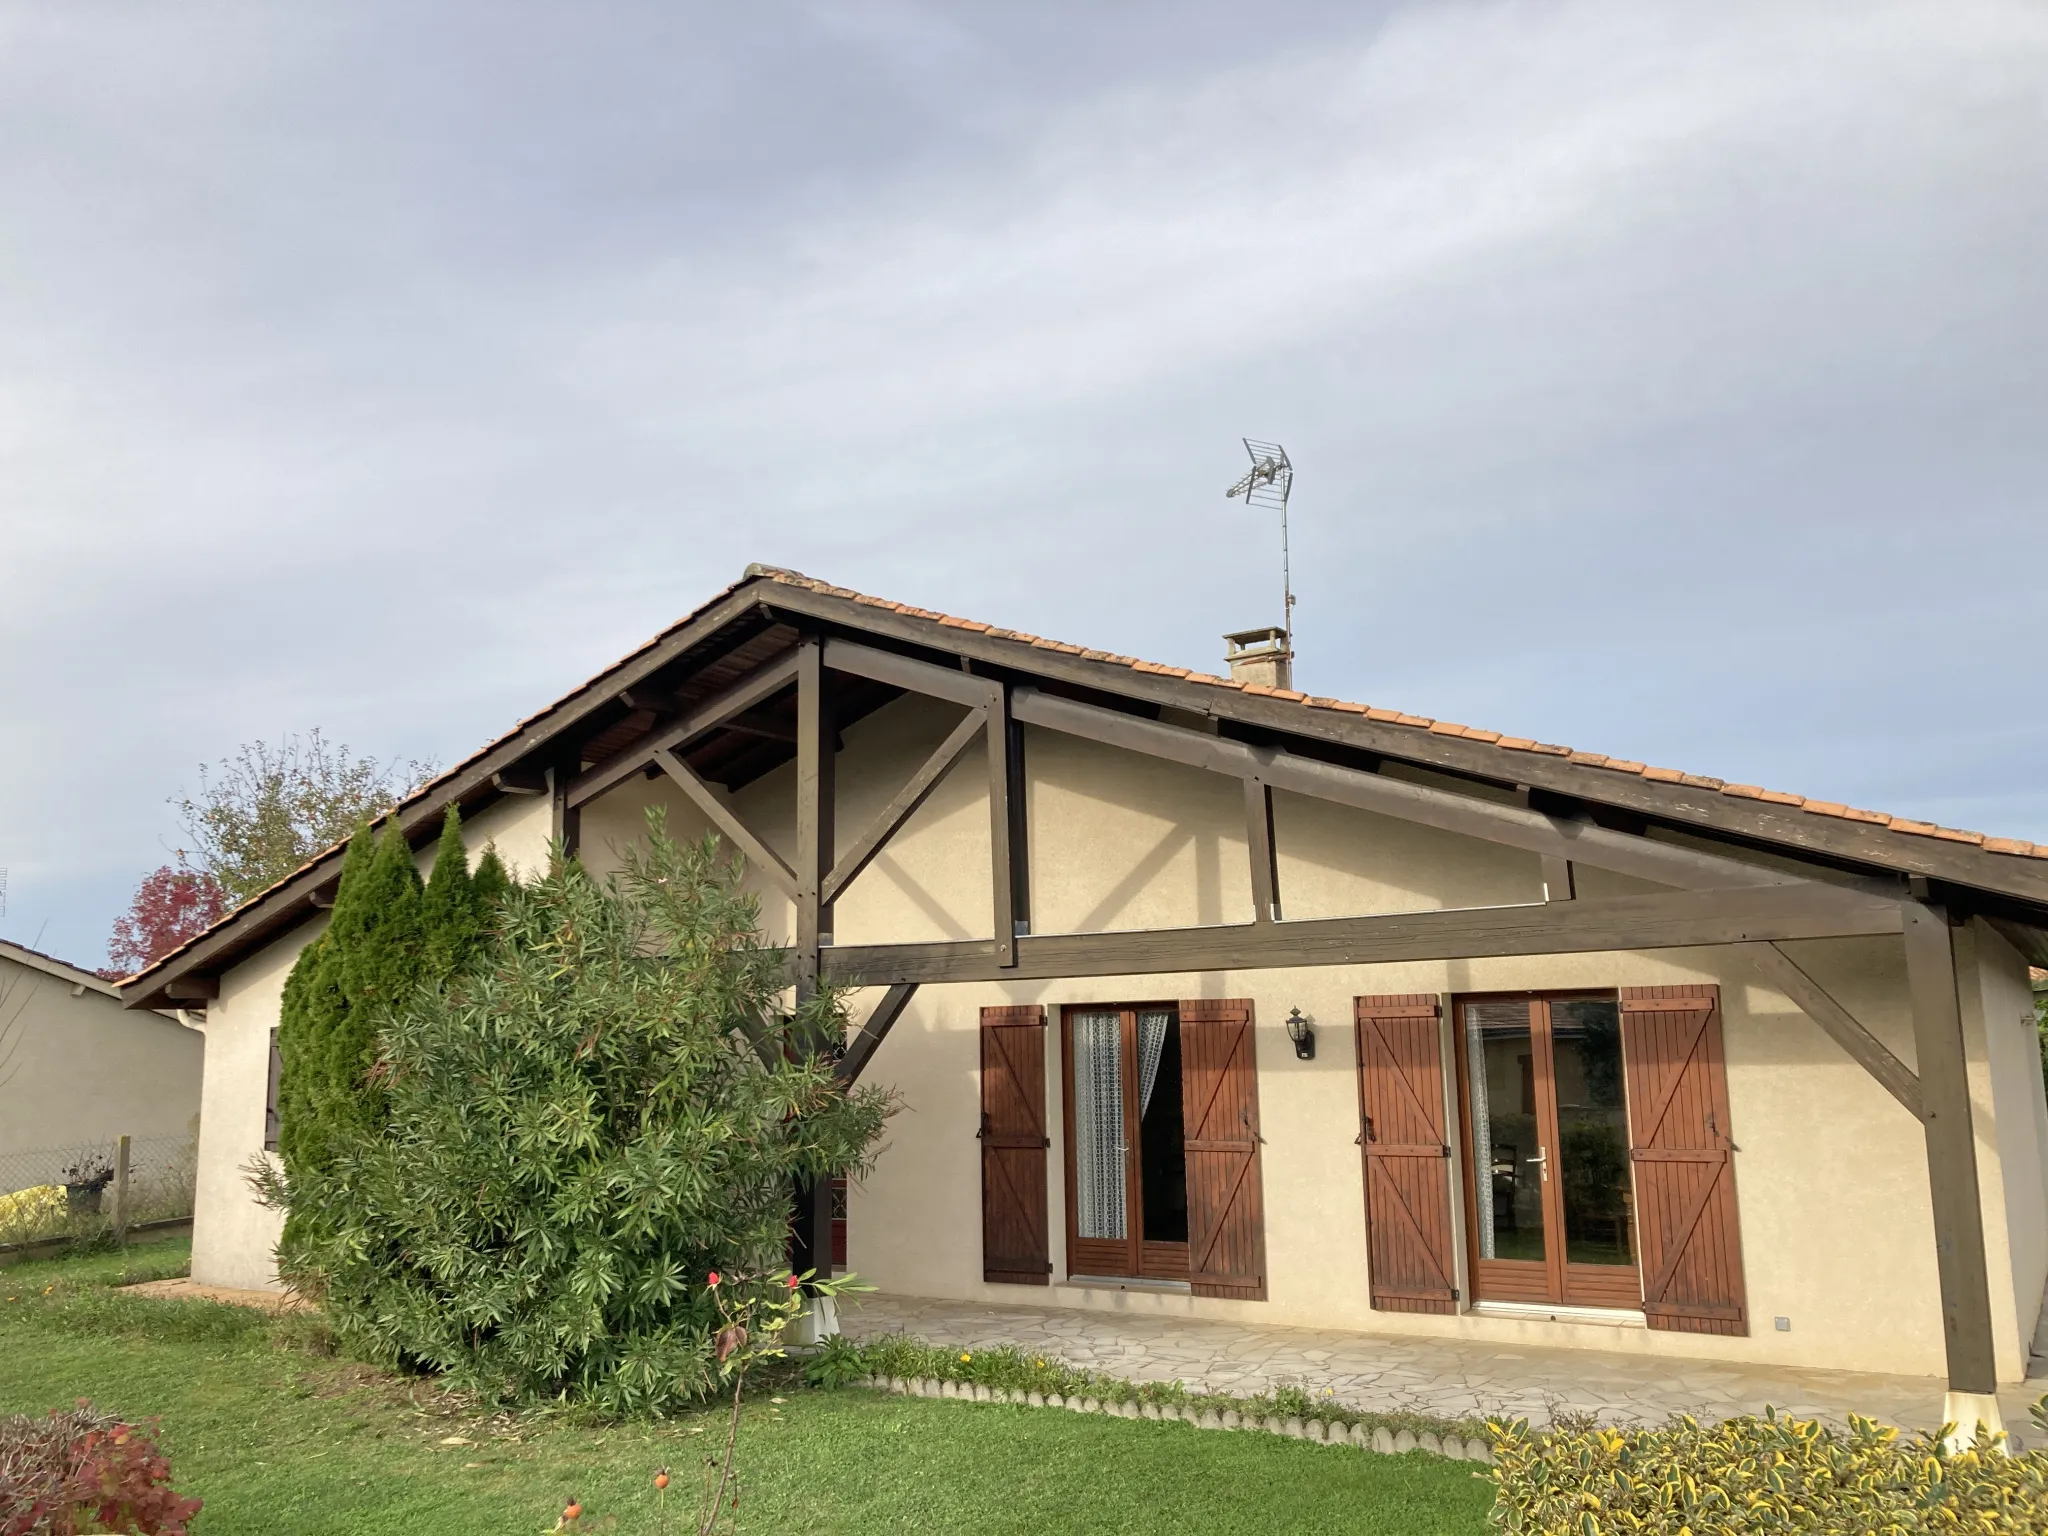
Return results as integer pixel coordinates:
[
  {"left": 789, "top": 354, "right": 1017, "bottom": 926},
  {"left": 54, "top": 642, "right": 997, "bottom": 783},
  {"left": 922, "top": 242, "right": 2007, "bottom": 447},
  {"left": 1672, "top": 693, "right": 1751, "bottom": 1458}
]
[
  {"left": 1071, "top": 1011, "right": 1125, "bottom": 1240},
  {"left": 1135, "top": 1010, "right": 1171, "bottom": 1115}
]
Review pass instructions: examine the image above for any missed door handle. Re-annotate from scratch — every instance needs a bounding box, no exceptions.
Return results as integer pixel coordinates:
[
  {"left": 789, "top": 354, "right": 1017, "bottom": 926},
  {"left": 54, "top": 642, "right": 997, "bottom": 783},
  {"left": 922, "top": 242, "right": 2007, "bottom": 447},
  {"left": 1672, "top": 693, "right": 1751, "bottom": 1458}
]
[{"left": 1525, "top": 1148, "right": 1549, "bottom": 1182}]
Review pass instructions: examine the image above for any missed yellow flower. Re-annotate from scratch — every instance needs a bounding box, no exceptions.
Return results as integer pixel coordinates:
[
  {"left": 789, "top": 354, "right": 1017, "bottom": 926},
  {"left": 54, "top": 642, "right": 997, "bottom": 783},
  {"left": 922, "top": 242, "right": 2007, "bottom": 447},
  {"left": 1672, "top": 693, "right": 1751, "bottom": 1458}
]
[{"left": 959, "top": 1353, "right": 972, "bottom": 1363}]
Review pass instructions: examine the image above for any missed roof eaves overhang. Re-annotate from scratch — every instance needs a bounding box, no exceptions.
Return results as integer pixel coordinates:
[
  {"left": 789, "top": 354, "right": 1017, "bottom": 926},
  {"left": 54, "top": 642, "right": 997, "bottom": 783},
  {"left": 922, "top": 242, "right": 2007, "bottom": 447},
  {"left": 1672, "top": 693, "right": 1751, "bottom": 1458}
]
[
  {"left": 122, "top": 568, "right": 2048, "bottom": 1009},
  {"left": 0, "top": 940, "right": 123, "bottom": 998},
  {"left": 753, "top": 582, "right": 2048, "bottom": 917}
]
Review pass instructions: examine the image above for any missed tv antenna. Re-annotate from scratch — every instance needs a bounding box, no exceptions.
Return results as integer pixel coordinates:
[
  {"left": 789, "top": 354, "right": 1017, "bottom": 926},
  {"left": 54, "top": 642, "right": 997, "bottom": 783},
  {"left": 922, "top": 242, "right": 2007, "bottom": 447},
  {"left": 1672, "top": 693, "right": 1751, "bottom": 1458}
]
[{"left": 1225, "top": 439, "right": 1294, "bottom": 642}]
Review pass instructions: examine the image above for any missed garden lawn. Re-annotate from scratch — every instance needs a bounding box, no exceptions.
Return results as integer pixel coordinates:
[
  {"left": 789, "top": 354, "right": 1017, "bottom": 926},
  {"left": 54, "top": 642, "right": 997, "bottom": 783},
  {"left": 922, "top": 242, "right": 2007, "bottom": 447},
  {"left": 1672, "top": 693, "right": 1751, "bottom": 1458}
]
[{"left": 0, "top": 1240, "right": 1493, "bottom": 1535}]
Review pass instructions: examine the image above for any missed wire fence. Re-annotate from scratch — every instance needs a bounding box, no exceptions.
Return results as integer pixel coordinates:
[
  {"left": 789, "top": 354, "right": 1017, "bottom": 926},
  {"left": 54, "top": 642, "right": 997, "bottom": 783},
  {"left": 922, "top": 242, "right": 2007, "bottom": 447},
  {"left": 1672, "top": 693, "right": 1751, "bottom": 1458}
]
[{"left": 0, "top": 1134, "right": 198, "bottom": 1250}]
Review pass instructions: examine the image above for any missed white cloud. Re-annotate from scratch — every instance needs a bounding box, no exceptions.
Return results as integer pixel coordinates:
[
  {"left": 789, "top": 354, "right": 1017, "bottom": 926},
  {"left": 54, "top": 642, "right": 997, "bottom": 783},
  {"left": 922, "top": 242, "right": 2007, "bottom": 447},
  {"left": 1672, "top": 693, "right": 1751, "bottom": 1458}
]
[{"left": 1, "top": 0, "right": 2045, "bottom": 961}]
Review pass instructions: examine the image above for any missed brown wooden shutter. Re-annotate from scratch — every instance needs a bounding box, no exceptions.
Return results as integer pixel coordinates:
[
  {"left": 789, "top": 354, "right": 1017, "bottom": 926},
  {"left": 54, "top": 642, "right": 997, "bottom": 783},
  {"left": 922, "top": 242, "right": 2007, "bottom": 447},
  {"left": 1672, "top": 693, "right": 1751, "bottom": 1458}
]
[
  {"left": 1180, "top": 998, "right": 1267, "bottom": 1300},
  {"left": 1354, "top": 995, "right": 1458, "bottom": 1314},
  {"left": 980, "top": 1005, "right": 1051, "bottom": 1284},
  {"left": 1620, "top": 985, "right": 1747, "bottom": 1335}
]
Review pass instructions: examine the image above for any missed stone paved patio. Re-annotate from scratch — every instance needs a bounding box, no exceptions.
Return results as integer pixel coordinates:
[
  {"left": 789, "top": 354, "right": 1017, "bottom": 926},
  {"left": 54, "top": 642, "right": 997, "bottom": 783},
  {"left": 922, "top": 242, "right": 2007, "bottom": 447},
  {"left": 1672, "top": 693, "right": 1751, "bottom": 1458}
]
[{"left": 841, "top": 1292, "right": 2046, "bottom": 1439}]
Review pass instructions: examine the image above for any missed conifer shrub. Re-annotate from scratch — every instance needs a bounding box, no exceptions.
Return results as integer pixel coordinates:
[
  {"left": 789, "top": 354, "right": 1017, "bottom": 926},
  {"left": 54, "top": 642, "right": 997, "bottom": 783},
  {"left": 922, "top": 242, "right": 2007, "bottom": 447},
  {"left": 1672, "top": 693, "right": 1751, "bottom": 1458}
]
[
  {"left": 1486, "top": 1403, "right": 2048, "bottom": 1533},
  {"left": 266, "top": 809, "right": 889, "bottom": 1415},
  {"left": 277, "top": 808, "right": 509, "bottom": 1183}
]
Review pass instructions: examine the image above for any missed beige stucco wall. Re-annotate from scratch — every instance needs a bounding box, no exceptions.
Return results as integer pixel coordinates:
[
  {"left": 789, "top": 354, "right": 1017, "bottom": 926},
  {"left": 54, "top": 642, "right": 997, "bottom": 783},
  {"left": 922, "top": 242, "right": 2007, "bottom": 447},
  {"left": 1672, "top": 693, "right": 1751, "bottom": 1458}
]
[
  {"left": 0, "top": 954, "right": 203, "bottom": 1185},
  {"left": 179, "top": 688, "right": 2048, "bottom": 1385},
  {"left": 841, "top": 939, "right": 1978, "bottom": 1380},
  {"left": 190, "top": 916, "right": 312, "bottom": 1289},
  {"left": 444, "top": 792, "right": 557, "bottom": 885}
]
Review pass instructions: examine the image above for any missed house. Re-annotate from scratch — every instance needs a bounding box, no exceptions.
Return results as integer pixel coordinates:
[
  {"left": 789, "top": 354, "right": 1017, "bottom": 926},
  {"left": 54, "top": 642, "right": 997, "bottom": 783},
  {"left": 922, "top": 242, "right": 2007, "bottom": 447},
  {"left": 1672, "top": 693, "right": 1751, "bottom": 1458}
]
[
  {"left": 121, "top": 565, "right": 2048, "bottom": 1437},
  {"left": 2, "top": 939, "right": 204, "bottom": 1190}
]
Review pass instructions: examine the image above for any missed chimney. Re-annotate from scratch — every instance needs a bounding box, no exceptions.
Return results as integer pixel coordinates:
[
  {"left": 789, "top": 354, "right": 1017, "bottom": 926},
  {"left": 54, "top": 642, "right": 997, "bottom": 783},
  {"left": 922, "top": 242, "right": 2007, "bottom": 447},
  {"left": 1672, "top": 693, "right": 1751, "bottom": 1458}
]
[{"left": 1224, "top": 626, "right": 1293, "bottom": 691}]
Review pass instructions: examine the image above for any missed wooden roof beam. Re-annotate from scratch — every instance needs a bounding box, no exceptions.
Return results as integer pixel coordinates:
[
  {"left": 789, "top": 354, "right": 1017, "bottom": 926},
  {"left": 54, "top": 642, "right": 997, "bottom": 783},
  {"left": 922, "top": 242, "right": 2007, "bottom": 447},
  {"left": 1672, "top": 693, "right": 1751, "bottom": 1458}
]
[
  {"left": 823, "top": 706, "right": 987, "bottom": 906},
  {"left": 837, "top": 983, "right": 919, "bottom": 1084},
  {"left": 823, "top": 881, "right": 1904, "bottom": 986},
  {"left": 567, "top": 647, "right": 801, "bottom": 810},
  {"left": 650, "top": 747, "right": 797, "bottom": 897},
  {"left": 1739, "top": 941, "right": 1924, "bottom": 1119},
  {"left": 1008, "top": 684, "right": 1881, "bottom": 903}
]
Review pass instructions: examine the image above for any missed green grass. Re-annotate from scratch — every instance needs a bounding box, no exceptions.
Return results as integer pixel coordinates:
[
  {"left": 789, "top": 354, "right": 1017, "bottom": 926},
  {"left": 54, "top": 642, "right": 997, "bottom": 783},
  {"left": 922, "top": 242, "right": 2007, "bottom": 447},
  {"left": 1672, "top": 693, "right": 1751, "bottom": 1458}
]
[{"left": 0, "top": 1240, "right": 1494, "bottom": 1534}]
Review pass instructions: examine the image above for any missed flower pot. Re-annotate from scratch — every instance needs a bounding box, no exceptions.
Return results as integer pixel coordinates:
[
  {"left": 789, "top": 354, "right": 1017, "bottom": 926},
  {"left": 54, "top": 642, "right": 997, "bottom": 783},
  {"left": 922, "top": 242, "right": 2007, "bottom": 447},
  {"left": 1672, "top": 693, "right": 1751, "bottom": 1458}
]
[{"left": 65, "top": 1180, "right": 108, "bottom": 1216}]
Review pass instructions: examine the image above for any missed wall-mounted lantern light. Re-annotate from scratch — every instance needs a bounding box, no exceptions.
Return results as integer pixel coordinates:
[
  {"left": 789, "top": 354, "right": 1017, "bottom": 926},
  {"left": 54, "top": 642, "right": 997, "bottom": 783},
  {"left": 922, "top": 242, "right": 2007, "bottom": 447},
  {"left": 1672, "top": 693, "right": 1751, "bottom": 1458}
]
[{"left": 1285, "top": 1007, "right": 1315, "bottom": 1061}]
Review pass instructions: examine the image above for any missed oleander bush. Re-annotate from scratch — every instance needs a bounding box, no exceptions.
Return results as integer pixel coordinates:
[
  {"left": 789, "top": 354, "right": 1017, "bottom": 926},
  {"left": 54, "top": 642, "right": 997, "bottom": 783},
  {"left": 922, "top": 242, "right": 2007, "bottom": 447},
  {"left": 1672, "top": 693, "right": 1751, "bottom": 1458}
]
[
  {"left": 259, "top": 809, "right": 890, "bottom": 1415},
  {"left": 1487, "top": 1400, "right": 2048, "bottom": 1533},
  {"left": 0, "top": 1403, "right": 202, "bottom": 1536}
]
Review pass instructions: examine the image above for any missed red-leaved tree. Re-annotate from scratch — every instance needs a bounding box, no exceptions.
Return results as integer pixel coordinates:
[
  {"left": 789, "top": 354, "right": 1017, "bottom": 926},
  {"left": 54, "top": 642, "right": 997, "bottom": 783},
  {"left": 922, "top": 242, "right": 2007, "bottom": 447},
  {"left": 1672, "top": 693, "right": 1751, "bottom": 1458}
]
[{"left": 104, "top": 867, "right": 229, "bottom": 979}]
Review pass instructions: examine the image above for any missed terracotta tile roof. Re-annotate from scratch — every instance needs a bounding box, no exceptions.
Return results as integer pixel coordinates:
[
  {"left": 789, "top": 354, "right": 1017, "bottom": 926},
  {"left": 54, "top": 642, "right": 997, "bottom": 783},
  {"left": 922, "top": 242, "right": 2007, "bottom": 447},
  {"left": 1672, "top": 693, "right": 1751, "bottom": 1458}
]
[{"left": 745, "top": 566, "right": 2048, "bottom": 864}]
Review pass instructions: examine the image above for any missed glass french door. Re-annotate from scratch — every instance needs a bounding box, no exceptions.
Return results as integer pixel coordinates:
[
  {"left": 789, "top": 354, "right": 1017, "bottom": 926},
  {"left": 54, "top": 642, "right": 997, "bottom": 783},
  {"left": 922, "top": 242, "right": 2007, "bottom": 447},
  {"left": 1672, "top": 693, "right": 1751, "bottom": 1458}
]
[
  {"left": 1455, "top": 995, "right": 1641, "bottom": 1308},
  {"left": 1062, "top": 1005, "right": 1189, "bottom": 1282}
]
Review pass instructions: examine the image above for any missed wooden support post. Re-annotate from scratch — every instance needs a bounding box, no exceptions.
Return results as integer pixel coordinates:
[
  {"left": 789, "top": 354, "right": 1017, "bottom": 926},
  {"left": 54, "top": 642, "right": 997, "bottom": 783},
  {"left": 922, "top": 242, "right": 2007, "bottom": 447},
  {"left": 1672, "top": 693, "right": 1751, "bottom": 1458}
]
[
  {"left": 1245, "top": 776, "right": 1280, "bottom": 922},
  {"left": 549, "top": 767, "right": 581, "bottom": 861},
  {"left": 1006, "top": 709, "right": 1032, "bottom": 939},
  {"left": 792, "top": 1174, "right": 835, "bottom": 1285},
  {"left": 1902, "top": 902, "right": 2000, "bottom": 1416},
  {"left": 793, "top": 637, "right": 836, "bottom": 1282},
  {"left": 112, "top": 1135, "right": 131, "bottom": 1246},
  {"left": 795, "top": 637, "right": 834, "bottom": 999},
  {"left": 987, "top": 683, "right": 1018, "bottom": 967}
]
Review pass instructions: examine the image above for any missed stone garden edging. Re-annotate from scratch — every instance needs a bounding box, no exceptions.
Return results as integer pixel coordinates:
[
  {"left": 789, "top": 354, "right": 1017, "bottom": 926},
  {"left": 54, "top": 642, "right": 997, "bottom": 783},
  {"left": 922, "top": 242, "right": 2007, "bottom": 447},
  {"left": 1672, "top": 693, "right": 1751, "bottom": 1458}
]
[{"left": 855, "top": 1375, "right": 1494, "bottom": 1463}]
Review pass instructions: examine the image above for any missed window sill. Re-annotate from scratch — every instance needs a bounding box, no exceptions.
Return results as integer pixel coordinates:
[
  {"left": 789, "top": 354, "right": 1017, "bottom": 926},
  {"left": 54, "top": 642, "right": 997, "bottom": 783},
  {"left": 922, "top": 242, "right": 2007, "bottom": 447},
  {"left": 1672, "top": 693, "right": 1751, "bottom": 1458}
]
[
  {"left": 1469, "top": 1300, "right": 1647, "bottom": 1329},
  {"left": 1059, "top": 1275, "right": 1193, "bottom": 1295}
]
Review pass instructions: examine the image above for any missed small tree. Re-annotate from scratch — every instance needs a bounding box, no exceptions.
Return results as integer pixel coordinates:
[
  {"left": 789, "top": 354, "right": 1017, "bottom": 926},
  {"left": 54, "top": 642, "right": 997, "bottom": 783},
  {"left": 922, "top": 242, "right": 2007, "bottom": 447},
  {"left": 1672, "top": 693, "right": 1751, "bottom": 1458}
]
[
  {"left": 172, "top": 730, "right": 436, "bottom": 905},
  {"left": 104, "top": 867, "right": 229, "bottom": 977},
  {"left": 265, "top": 808, "right": 889, "bottom": 1415},
  {"left": 420, "top": 806, "right": 510, "bottom": 979},
  {"left": 276, "top": 818, "right": 425, "bottom": 1181},
  {"left": 278, "top": 808, "right": 511, "bottom": 1188}
]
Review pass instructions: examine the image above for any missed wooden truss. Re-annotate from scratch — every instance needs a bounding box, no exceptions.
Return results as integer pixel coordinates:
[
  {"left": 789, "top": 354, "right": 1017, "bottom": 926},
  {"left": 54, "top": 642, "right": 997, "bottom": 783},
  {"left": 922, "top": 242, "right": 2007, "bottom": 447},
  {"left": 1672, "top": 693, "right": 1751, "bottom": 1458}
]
[{"left": 558, "top": 622, "right": 1998, "bottom": 1398}]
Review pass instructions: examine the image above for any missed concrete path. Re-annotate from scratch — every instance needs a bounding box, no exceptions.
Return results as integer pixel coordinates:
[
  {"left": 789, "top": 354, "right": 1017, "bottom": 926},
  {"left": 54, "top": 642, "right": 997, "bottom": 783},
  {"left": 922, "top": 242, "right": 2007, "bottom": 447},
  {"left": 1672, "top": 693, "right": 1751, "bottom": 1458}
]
[{"left": 842, "top": 1293, "right": 2047, "bottom": 1440}]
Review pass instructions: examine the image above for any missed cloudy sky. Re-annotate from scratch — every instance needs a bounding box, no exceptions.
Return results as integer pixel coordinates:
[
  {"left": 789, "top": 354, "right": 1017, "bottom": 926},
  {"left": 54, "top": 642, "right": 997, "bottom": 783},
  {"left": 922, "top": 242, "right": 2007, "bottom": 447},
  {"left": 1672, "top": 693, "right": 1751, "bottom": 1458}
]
[{"left": 4, "top": 0, "right": 2046, "bottom": 967}]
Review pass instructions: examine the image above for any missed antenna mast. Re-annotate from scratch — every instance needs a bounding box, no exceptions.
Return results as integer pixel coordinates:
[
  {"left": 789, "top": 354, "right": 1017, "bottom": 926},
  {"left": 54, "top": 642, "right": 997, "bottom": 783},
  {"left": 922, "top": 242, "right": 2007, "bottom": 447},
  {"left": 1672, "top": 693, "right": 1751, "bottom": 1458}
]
[{"left": 1224, "top": 439, "right": 1295, "bottom": 642}]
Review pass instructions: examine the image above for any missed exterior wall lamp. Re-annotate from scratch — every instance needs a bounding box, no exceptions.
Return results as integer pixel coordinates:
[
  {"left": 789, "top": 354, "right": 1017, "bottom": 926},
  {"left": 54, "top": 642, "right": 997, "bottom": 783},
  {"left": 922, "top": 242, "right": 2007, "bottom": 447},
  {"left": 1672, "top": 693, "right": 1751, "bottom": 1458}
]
[{"left": 1285, "top": 1007, "right": 1315, "bottom": 1061}]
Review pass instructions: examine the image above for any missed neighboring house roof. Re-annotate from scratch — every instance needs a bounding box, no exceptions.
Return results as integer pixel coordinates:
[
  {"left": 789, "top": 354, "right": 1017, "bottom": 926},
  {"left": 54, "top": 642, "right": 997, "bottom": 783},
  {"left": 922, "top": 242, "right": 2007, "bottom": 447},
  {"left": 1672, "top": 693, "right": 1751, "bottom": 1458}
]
[
  {"left": 0, "top": 939, "right": 121, "bottom": 998},
  {"left": 119, "top": 564, "right": 2048, "bottom": 1009}
]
